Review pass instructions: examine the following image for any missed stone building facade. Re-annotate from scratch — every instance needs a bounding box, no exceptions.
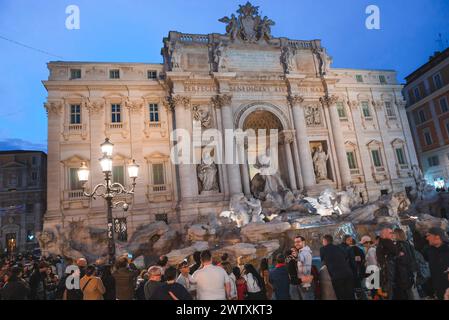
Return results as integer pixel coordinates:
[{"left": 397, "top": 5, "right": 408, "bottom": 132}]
[
  {"left": 404, "top": 47, "right": 449, "bottom": 187},
  {"left": 43, "top": 3, "right": 418, "bottom": 237},
  {"left": 0, "top": 151, "right": 47, "bottom": 253}
]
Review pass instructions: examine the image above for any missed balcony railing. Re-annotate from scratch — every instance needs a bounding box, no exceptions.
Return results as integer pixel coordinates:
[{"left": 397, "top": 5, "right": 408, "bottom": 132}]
[
  {"left": 350, "top": 168, "right": 360, "bottom": 175},
  {"left": 108, "top": 123, "right": 123, "bottom": 130},
  {"left": 68, "top": 124, "right": 84, "bottom": 131},
  {"left": 152, "top": 184, "right": 167, "bottom": 192},
  {"left": 65, "top": 190, "right": 85, "bottom": 200},
  {"left": 148, "top": 122, "right": 161, "bottom": 128}
]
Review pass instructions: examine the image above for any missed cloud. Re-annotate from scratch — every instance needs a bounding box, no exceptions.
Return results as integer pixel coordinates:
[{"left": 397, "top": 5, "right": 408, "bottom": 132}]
[{"left": 0, "top": 138, "right": 47, "bottom": 152}]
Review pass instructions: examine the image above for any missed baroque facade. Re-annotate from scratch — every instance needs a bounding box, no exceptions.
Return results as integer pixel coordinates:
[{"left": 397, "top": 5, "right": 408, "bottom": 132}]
[
  {"left": 43, "top": 3, "right": 418, "bottom": 237},
  {"left": 0, "top": 151, "right": 47, "bottom": 253}
]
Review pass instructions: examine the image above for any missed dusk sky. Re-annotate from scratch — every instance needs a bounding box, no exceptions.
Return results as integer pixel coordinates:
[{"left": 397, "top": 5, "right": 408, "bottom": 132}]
[{"left": 0, "top": 0, "right": 448, "bottom": 152}]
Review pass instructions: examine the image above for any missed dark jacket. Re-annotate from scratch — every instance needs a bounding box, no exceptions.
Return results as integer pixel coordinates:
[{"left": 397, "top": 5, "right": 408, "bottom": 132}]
[
  {"left": 286, "top": 257, "right": 299, "bottom": 285},
  {"left": 144, "top": 280, "right": 163, "bottom": 300},
  {"left": 425, "top": 243, "right": 449, "bottom": 299},
  {"left": 135, "top": 279, "right": 147, "bottom": 300},
  {"left": 395, "top": 241, "right": 416, "bottom": 291},
  {"left": 0, "top": 279, "right": 30, "bottom": 300},
  {"left": 29, "top": 271, "right": 46, "bottom": 300},
  {"left": 152, "top": 282, "right": 192, "bottom": 300},
  {"left": 376, "top": 238, "right": 399, "bottom": 297},
  {"left": 320, "top": 244, "right": 353, "bottom": 281},
  {"left": 101, "top": 274, "right": 116, "bottom": 300},
  {"left": 269, "top": 264, "right": 291, "bottom": 300},
  {"left": 113, "top": 267, "right": 136, "bottom": 300}
]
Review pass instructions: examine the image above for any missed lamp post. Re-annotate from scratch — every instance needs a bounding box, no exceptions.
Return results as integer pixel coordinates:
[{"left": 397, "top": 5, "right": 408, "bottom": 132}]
[{"left": 78, "top": 138, "right": 139, "bottom": 265}]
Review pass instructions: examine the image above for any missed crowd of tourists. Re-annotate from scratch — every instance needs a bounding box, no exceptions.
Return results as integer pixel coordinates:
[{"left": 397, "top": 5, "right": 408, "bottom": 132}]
[{"left": 1, "top": 225, "right": 448, "bottom": 300}]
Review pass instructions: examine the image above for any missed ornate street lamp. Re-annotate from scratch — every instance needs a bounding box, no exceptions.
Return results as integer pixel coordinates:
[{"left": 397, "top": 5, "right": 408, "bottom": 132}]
[{"left": 78, "top": 138, "right": 139, "bottom": 264}]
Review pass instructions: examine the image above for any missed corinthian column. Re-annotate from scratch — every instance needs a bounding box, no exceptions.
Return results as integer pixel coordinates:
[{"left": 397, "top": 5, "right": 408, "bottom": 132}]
[
  {"left": 321, "top": 95, "right": 352, "bottom": 187},
  {"left": 288, "top": 95, "right": 316, "bottom": 190},
  {"left": 214, "top": 94, "right": 243, "bottom": 195},
  {"left": 170, "top": 95, "right": 198, "bottom": 200},
  {"left": 282, "top": 131, "right": 297, "bottom": 191}
]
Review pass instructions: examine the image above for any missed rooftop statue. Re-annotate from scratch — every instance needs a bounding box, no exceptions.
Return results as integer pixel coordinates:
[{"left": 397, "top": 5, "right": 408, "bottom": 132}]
[{"left": 219, "top": 2, "right": 275, "bottom": 42}]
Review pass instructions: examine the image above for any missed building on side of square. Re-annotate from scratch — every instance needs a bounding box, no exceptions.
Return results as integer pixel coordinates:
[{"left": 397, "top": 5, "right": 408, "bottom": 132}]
[
  {"left": 42, "top": 3, "right": 418, "bottom": 239},
  {"left": 404, "top": 47, "right": 449, "bottom": 188},
  {"left": 0, "top": 151, "right": 47, "bottom": 253}
]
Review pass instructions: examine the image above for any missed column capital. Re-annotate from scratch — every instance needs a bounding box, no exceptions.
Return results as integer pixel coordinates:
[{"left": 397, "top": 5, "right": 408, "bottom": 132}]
[
  {"left": 287, "top": 94, "right": 304, "bottom": 108},
  {"left": 281, "top": 130, "right": 295, "bottom": 144},
  {"left": 211, "top": 94, "right": 232, "bottom": 109},
  {"left": 125, "top": 99, "right": 144, "bottom": 114},
  {"left": 165, "top": 95, "right": 191, "bottom": 112},
  {"left": 86, "top": 99, "right": 105, "bottom": 115},
  {"left": 319, "top": 94, "right": 339, "bottom": 107},
  {"left": 44, "top": 101, "right": 63, "bottom": 116}
]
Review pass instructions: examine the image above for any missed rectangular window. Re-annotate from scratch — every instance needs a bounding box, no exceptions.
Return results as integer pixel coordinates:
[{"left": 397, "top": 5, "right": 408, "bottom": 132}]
[
  {"left": 152, "top": 163, "right": 165, "bottom": 185},
  {"left": 379, "top": 75, "right": 387, "bottom": 84},
  {"left": 346, "top": 151, "right": 357, "bottom": 170},
  {"left": 31, "top": 172, "right": 38, "bottom": 181},
  {"left": 418, "top": 110, "right": 426, "bottom": 123},
  {"left": 384, "top": 101, "right": 396, "bottom": 118},
  {"left": 428, "top": 156, "right": 440, "bottom": 167},
  {"left": 70, "top": 104, "right": 81, "bottom": 124},
  {"left": 361, "top": 101, "right": 371, "bottom": 118},
  {"left": 440, "top": 97, "right": 448, "bottom": 113},
  {"left": 147, "top": 70, "right": 157, "bottom": 79},
  {"left": 32, "top": 156, "right": 37, "bottom": 165},
  {"left": 26, "top": 204, "right": 34, "bottom": 213},
  {"left": 434, "top": 73, "right": 443, "bottom": 89},
  {"left": 337, "top": 102, "right": 346, "bottom": 118},
  {"left": 356, "top": 75, "right": 363, "bottom": 83},
  {"left": 371, "top": 150, "right": 382, "bottom": 167},
  {"left": 70, "top": 69, "right": 81, "bottom": 79},
  {"left": 109, "top": 69, "right": 120, "bottom": 79},
  {"left": 414, "top": 87, "right": 421, "bottom": 100},
  {"left": 112, "top": 166, "right": 125, "bottom": 186},
  {"left": 424, "top": 130, "right": 433, "bottom": 146},
  {"left": 149, "top": 104, "right": 159, "bottom": 122},
  {"left": 69, "top": 168, "right": 83, "bottom": 190},
  {"left": 111, "top": 104, "right": 121, "bottom": 123},
  {"left": 395, "top": 148, "right": 406, "bottom": 165}
]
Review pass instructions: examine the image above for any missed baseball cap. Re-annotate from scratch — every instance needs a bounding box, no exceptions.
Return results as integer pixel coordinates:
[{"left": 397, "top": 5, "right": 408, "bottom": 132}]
[{"left": 426, "top": 227, "right": 449, "bottom": 242}]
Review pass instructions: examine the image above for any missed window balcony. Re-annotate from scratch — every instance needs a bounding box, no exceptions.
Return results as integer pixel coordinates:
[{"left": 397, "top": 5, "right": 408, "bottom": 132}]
[
  {"left": 63, "top": 123, "right": 87, "bottom": 140},
  {"left": 350, "top": 168, "right": 360, "bottom": 175},
  {"left": 148, "top": 122, "right": 161, "bottom": 129},
  {"left": 62, "top": 190, "right": 89, "bottom": 209},
  {"left": 147, "top": 184, "right": 172, "bottom": 202},
  {"left": 108, "top": 123, "right": 123, "bottom": 130}
]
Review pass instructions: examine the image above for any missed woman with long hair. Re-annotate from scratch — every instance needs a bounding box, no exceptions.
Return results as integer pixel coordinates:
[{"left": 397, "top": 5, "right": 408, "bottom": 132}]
[
  {"left": 243, "top": 264, "right": 266, "bottom": 300},
  {"left": 259, "top": 258, "right": 273, "bottom": 299}
]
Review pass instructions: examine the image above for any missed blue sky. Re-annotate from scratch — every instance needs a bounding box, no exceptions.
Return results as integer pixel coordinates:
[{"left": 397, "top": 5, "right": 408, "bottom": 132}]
[{"left": 0, "top": 0, "right": 448, "bottom": 152}]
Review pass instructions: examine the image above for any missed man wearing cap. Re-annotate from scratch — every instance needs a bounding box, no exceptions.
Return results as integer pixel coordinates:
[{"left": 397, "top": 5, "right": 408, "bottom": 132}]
[{"left": 425, "top": 227, "right": 449, "bottom": 300}]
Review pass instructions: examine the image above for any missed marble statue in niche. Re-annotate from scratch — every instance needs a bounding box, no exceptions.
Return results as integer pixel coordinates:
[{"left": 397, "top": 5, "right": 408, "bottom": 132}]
[
  {"left": 197, "top": 151, "right": 219, "bottom": 194},
  {"left": 312, "top": 145, "right": 329, "bottom": 181}
]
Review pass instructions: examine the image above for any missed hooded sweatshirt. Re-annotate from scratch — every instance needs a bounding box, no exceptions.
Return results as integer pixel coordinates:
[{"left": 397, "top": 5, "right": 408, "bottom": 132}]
[{"left": 297, "top": 246, "right": 313, "bottom": 288}]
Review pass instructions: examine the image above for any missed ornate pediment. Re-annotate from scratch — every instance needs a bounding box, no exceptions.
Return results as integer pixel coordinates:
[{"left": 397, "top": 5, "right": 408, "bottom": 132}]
[{"left": 219, "top": 2, "right": 275, "bottom": 43}]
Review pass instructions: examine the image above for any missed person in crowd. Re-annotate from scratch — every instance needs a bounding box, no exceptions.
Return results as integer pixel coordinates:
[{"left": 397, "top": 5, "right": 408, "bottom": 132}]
[
  {"left": 243, "top": 264, "right": 266, "bottom": 300},
  {"left": 0, "top": 266, "right": 30, "bottom": 300},
  {"left": 189, "top": 251, "right": 202, "bottom": 275},
  {"left": 220, "top": 261, "right": 236, "bottom": 300},
  {"left": 295, "top": 235, "right": 315, "bottom": 300},
  {"left": 232, "top": 266, "right": 247, "bottom": 300},
  {"left": 445, "top": 268, "right": 449, "bottom": 300},
  {"left": 79, "top": 265, "right": 106, "bottom": 300},
  {"left": 269, "top": 254, "right": 290, "bottom": 300},
  {"left": 157, "top": 255, "right": 169, "bottom": 280},
  {"left": 144, "top": 266, "right": 163, "bottom": 300},
  {"left": 101, "top": 264, "right": 116, "bottom": 300},
  {"left": 135, "top": 270, "right": 148, "bottom": 300},
  {"left": 393, "top": 228, "right": 417, "bottom": 300},
  {"left": 29, "top": 261, "right": 49, "bottom": 300},
  {"left": 44, "top": 266, "right": 59, "bottom": 300},
  {"left": 218, "top": 253, "right": 229, "bottom": 267},
  {"left": 177, "top": 260, "right": 196, "bottom": 298},
  {"left": 376, "top": 226, "right": 399, "bottom": 299},
  {"left": 193, "top": 250, "right": 231, "bottom": 300},
  {"left": 151, "top": 266, "right": 192, "bottom": 300},
  {"left": 113, "top": 256, "right": 137, "bottom": 300},
  {"left": 424, "top": 227, "right": 449, "bottom": 300},
  {"left": 320, "top": 234, "right": 354, "bottom": 300},
  {"left": 259, "top": 258, "right": 273, "bottom": 299},
  {"left": 286, "top": 248, "right": 300, "bottom": 300},
  {"left": 361, "top": 236, "right": 377, "bottom": 268},
  {"left": 76, "top": 258, "right": 87, "bottom": 278}
]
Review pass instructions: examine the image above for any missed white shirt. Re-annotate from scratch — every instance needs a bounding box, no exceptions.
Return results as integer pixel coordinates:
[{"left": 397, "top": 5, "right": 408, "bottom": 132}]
[
  {"left": 228, "top": 273, "right": 237, "bottom": 299},
  {"left": 193, "top": 264, "right": 230, "bottom": 300},
  {"left": 243, "top": 273, "right": 261, "bottom": 293},
  {"left": 366, "top": 246, "right": 378, "bottom": 267},
  {"left": 176, "top": 273, "right": 196, "bottom": 292}
]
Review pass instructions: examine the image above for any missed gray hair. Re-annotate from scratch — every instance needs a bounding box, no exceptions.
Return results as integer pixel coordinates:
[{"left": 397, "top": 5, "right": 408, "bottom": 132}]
[{"left": 147, "top": 266, "right": 163, "bottom": 276}]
